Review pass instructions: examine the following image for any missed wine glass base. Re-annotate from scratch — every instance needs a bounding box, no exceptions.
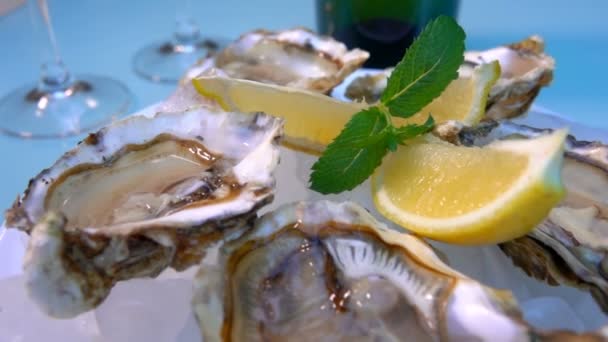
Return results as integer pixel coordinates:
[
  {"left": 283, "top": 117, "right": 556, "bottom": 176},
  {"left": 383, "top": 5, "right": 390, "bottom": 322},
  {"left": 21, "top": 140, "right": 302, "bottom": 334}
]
[
  {"left": 133, "top": 38, "right": 227, "bottom": 83},
  {"left": 0, "top": 75, "right": 131, "bottom": 139}
]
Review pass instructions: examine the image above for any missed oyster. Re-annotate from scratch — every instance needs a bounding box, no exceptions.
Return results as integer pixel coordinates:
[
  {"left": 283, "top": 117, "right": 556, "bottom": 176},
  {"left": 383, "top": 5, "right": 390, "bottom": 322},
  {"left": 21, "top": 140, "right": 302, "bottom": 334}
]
[
  {"left": 4, "top": 106, "right": 283, "bottom": 318},
  {"left": 452, "top": 120, "right": 608, "bottom": 313},
  {"left": 344, "top": 67, "right": 393, "bottom": 103},
  {"left": 465, "top": 35, "right": 555, "bottom": 120},
  {"left": 192, "top": 201, "right": 604, "bottom": 341},
  {"left": 185, "top": 28, "right": 369, "bottom": 93},
  {"left": 344, "top": 36, "right": 554, "bottom": 120}
]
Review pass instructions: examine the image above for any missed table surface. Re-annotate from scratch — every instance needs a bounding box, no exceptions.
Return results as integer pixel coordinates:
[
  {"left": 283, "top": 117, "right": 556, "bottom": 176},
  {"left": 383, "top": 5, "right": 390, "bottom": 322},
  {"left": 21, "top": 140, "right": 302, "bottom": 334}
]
[{"left": 0, "top": 0, "right": 606, "bottom": 219}]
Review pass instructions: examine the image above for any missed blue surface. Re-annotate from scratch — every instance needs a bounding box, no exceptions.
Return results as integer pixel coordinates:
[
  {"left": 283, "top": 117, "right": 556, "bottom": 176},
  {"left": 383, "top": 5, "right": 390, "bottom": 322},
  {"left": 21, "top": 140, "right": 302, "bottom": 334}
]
[{"left": 0, "top": 0, "right": 606, "bottom": 219}]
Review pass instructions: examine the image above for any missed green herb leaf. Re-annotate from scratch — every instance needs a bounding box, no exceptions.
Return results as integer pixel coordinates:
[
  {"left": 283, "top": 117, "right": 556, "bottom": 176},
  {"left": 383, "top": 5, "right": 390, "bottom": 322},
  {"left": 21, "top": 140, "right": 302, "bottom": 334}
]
[
  {"left": 381, "top": 16, "right": 465, "bottom": 118},
  {"left": 309, "top": 107, "right": 392, "bottom": 194},
  {"left": 394, "top": 116, "right": 435, "bottom": 142},
  {"left": 309, "top": 15, "right": 467, "bottom": 194}
]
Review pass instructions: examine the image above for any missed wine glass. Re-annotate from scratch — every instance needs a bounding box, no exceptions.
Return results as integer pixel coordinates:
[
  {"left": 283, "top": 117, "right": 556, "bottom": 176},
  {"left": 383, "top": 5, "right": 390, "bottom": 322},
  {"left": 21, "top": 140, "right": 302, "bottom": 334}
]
[
  {"left": 0, "top": 0, "right": 132, "bottom": 139},
  {"left": 132, "top": 0, "right": 228, "bottom": 83}
]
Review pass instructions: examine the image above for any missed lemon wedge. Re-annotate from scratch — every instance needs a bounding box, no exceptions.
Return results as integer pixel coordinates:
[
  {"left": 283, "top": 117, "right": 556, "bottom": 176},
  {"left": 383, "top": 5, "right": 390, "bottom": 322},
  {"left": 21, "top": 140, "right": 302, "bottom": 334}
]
[
  {"left": 372, "top": 130, "right": 567, "bottom": 245},
  {"left": 193, "top": 74, "right": 366, "bottom": 154},
  {"left": 192, "top": 61, "right": 500, "bottom": 154},
  {"left": 393, "top": 60, "right": 500, "bottom": 126}
]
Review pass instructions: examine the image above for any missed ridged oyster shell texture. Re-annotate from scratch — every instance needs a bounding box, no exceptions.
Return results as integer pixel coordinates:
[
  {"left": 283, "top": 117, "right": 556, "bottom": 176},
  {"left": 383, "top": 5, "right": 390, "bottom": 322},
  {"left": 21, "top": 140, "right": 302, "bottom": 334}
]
[
  {"left": 4, "top": 106, "right": 283, "bottom": 318},
  {"left": 192, "top": 201, "right": 607, "bottom": 342}
]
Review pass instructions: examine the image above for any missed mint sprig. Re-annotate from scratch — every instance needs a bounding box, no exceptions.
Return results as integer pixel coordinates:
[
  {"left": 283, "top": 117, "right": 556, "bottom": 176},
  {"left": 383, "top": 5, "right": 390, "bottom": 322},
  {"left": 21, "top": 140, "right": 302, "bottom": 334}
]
[
  {"left": 310, "top": 108, "right": 391, "bottom": 193},
  {"left": 382, "top": 17, "right": 466, "bottom": 118},
  {"left": 309, "top": 16, "right": 465, "bottom": 194}
]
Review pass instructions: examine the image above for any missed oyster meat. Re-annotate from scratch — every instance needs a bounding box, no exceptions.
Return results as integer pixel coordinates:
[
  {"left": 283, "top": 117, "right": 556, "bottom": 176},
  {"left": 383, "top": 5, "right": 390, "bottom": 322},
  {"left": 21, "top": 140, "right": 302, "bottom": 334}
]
[
  {"left": 185, "top": 28, "right": 369, "bottom": 93},
  {"left": 451, "top": 120, "right": 608, "bottom": 313},
  {"left": 4, "top": 106, "right": 283, "bottom": 318},
  {"left": 192, "top": 201, "right": 604, "bottom": 341},
  {"left": 344, "top": 67, "right": 393, "bottom": 103},
  {"left": 344, "top": 36, "right": 554, "bottom": 121}
]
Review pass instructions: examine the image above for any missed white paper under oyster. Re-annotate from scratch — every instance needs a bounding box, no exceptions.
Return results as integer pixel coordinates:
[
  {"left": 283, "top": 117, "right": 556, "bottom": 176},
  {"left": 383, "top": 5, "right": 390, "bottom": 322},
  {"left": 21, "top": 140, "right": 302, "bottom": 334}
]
[
  {"left": 192, "top": 200, "right": 608, "bottom": 342},
  {"left": 184, "top": 28, "right": 369, "bottom": 93},
  {"left": 3, "top": 105, "right": 283, "bottom": 318}
]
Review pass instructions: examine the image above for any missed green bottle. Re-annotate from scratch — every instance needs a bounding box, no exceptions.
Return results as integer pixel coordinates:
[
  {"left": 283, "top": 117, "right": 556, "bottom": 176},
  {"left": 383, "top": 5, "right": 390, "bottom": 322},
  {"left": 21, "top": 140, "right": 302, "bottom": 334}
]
[{"left": 316, "top": 0, "right": 460, "bottom": 68}]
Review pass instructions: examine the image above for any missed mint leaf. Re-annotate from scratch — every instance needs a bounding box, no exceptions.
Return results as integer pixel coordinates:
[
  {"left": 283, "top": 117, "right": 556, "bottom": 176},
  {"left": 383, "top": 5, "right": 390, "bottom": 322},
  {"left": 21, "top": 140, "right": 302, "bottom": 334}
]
[
  {"left": 308, "top": 16, "right": 467, "bottom": 194},
  {"left": 394, "top": 116, "right": 435, "bottom": 142},
  {"left": 310, "top": 107, "right": 392, "bottom": 194},
  {"left": 381, "top": 16, "right": 465, "bottom": 118}
]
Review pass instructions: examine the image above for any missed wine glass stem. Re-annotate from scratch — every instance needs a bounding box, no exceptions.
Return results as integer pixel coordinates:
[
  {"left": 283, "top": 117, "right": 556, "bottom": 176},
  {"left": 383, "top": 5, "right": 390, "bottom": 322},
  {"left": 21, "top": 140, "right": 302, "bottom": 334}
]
[
  {"left": 174, "top": 0, "right": 200, "bottom": 45},
  {"left": 30, "top": 0, "right": 72, "bottom": 94}
]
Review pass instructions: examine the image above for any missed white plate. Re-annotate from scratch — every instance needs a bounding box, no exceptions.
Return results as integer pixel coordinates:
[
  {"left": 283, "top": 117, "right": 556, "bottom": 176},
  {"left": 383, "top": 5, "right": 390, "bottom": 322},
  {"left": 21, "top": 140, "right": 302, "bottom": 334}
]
[{"left": 1, "top": 70, "right": 607, "bottom": 341}]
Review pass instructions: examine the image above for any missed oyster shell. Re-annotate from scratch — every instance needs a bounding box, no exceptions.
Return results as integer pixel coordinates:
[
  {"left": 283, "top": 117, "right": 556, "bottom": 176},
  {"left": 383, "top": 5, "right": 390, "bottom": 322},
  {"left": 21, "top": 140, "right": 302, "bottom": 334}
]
[
  {"left": 344, "top": 36, "right": 554, "bottom": 120},
  {"left": 4, "top": 106, "right": 283, "bottom": 318},
  {"left": 344, "top": 67, "right": 393, "bottom": 103},
  {"left": 192, "top": 201, "right": 605, "bottom": 341},
  {"left": 453, "top": 120, "right": 608, "bottom": 313},
  {"left": 185, "top": 28, "right": 369, "bottom": 93},
  {"left": 465, "top": 35, "right": 555, "bottom": 120}
]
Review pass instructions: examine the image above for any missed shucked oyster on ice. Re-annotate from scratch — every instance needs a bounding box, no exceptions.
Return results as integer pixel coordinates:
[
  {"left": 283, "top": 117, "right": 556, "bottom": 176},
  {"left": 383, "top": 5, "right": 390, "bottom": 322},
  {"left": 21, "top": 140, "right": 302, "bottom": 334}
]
[
  {"left": 4, "top": 106, "right": 283, "bottom": 318},
  {"left": 344, "top": 36, "right": 554, "bottom": 120},
  {"left": 184, "top": 28, "right": 369, "bottom": 93},
  {"left": 192, "top": 201, "right": 604, "bottom": 341},
  {"left": 449, "top": 120, "right": 608, "bottom": 314}
]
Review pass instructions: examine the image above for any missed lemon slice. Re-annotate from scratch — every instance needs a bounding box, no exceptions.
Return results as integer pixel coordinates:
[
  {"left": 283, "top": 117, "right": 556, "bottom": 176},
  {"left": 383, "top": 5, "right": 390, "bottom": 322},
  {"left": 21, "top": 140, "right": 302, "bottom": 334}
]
[
  {"left": 372, "top": 130, "right": 567, "bottom": 245},
  {"left": 193, "top": 75, "right": 366, "bottom": 154},
  {"left": 192, "top": 61, "right": 499, "bottom": 154}
]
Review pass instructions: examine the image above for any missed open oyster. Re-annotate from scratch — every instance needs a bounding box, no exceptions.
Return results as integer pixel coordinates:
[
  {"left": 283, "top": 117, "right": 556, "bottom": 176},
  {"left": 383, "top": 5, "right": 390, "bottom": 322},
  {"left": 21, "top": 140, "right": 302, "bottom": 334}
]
[
  {"left": 344, "top": 67, "right": 393, "bottom": 103},
  {"left": 185, "top": 28, "right": 369, "bottom": 93},
  {"left": 344, "top": 36, "right": 554, "bottom": 120},
  {"left": 465, "top": 35, "right": 555, "bottom": 120},
  {"left": 192, "top": 201, "right": 604, "bottom": 341},
  {"left": 4, "top": 106, "right": 283, "bottom": 318},
  {"left": 451, "top": 120, "right": 608, "bottom": 313}
]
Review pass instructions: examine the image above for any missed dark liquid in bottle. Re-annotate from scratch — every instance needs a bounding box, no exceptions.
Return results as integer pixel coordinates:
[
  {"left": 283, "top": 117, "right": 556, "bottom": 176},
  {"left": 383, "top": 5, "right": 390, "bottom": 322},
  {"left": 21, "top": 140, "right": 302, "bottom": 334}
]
[{"left": 333, "top": 18, "right": 417, "bottom": 68}]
